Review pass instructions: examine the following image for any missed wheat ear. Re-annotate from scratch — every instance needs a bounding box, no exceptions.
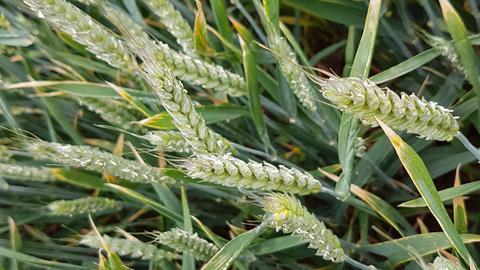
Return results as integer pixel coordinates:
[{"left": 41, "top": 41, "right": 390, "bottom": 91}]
[
  {"left": 122, "top": 36, "right": 233, "bottom": 154},
  {"left": 75, "top": 97, "right": 147, "bottom": 134},
  {"left": 253, "top": 0, "right": 317, "bottom": 110},
  {"left": 23, "top": 0, "right": 135, "bottom": 71},
  {"left": 153, "top": 228, "right": 218, "bottom": 261},
  {"left": 320, "top": 76, "right": 459, "bottom": 141},
  {"left": 0, "top": 163, "right": 56, "bottom": 182},
  {"left": 143, "top": 0, "right": 196, "bottom": 56},
  {"left": 183, "top": 153, "right": 322, "bottom": 194},
  {"left": 143, "top": 131, "right": 192, "bottom": 154},
  {"left": 27, "top": 140, "right": 174, "bottom": 184},
  {"left": 262, "top": 193, "right": 345, "bottom": 262},
  {"left": 47, "top": 197, "right": 120, "bottom": 216},
  {"left": 80, "top": 234, "right": 177, "bottom": 261},
  {"left": 100, "top": 4, "right": 246, "bottom": 97}
]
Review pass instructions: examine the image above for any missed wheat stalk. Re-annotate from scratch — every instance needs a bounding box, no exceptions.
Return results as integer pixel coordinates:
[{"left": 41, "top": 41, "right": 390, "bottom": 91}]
[
  {"left": 143, "top": 0, "right": 196, "bottom": 56},
  {"left": 143, "top": 131, "right": 192, "bottom": 154},
  {"left": 100, "top": 4, "right": 246, "bottom": 97},
  {"left": 254, "top": 0, "right": 317, "bottom": 110},
  {"left": 319, "top": 76, "right": 459, "bottom": 141},
  {"left": 75, "top": 97, "right": 147, "bottom": 134},
  {"left": 153, "top": 228, "right": 218, "bottom": 261},
  {"left": 183, "top": 153, "right": 322, "bottom": 194},
  {"left": 27, "top": 140, "right": 174, "bottom": 184},
  {"left": 47, "top": 197, "right": 120, "bottom": 216},
  {"left": 262, "top": 193, "right": 345, "bottom": 262},
  {"left": 0, "top": 163, "right": 56, "bottom": 182},
  {"left": 80, "top": 234, "right": 177, "bottom": 261},
  {"left": 24, "top": 0, "right": 135, "bottom": 71}
]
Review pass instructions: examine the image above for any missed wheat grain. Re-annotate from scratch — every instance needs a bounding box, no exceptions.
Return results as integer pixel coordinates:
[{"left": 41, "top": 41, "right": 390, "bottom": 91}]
[
  {"left": 80, "top": 234, "right": 177, "bottom": 261},
  {"left": 27, "top": 140, "right": 174, "bottom": 184},
  {"left": 0, "top": 163, "right": 56, "bottom": 182},
  {"left": 262, "top": 193, "right": 345, "bottom": 262},
  {"left": 320, "top": 76, "right": 459, "bottom": 141},
  {"left": 153, "top": 228, "right": 218, "bottom": 261},
  {"left": 183, "top": 153, "right": 322, "bottom": 194},
  {"left": 143, "top": 0, "right": 196, "bottom": 56},
  {"left": 47, "top": 197, "right": 120, "bottom": 216}
]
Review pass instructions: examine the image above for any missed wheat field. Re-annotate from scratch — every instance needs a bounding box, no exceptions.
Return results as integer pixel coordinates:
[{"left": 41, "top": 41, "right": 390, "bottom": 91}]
[{"left": 0, "top": 0, "right": 480, "bottom": 269}]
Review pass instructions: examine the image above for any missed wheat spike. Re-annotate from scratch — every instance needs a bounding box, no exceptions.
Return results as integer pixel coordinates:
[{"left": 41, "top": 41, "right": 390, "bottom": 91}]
[
  {"left": 320, "top": 76, "right": 459, "bottom": 141},
  {"left": 262, "top": 193, "right": 345, "bottom": 262},
  {"left": 184, "top": 153, "right": 322, "bottom": 194},
  {"left": 153, "top": 228, "right": 218, "bottom": 261},
  {"left": 47, "top": 197, "right": 120, "bottom": 216},
  {"left": 27, "top": 140, "right": 174, "bottom": 184}
]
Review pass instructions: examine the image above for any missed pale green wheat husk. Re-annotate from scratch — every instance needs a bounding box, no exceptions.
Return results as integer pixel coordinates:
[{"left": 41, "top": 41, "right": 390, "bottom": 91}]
[
  {"left": 153, "top": 228, "right": 218, "bottom": 261},
  {"left": 0, "top": 163, "right": 56, "bottom": 182},
  {"left": 75, "top": 97, "right": 147, "bottom": 134},
  {"left": 320, "top": 76, "right": 459, "bottom": 141},
  {"left": 27, "top": 140, "right": 173, "bottom": 184},
  {"left": 254, "top": 0, "right": 317, "bottom": 110},
  {"left": 122, "top": 36, "right": 233, "bottom": 155},
  {"left": 429, "top": 256, "right": 465, "bottom": 270},
  {"left": 262, "top": 193, "right": 345, "bottom": 262},
  {"left": 24, "top": 0, "right": 135, "bottom": 71},
  {"left": 80, "top": 234, "right": 177, "bottom": 261},
  {"left": 101, "top": 4, "right": 246, "bottom": 97},
  {"left": 143, "top": 0, "right": 196, "bottom": 56},
  {"left": 184, "top": 153, "right": 322, "bottom": 194},
  {"left": 143, "top": 130, "right": 192, "bottom": 154},
  {"left": 47, "top": 197, "right": 120, "bottom": 216}
]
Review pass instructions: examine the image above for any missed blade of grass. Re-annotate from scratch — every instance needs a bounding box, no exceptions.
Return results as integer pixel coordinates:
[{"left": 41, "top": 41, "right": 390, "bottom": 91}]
[
  {"left": 8, "top": 217, "right": 21, "bottom": 270},
  {"left": 234, "top": 19, "right": 275, "bottom": 155},
  {"left": 453, "top": 166, "right": 468, "bottom": 234},
  {"left": 440, "top": 0, "right": 480, "bottom": 108},
  {"left": 201, "top": 224, "right": 266, "bottom": 270},
  {"left": 377, "top": 119, "right": 475, "bottom": 266},
  {"left": 181, "top": 186, "right": 195, "bottom": 270},
  {"left": 399, "top": 180, "right": 480, "bottom": 208}
]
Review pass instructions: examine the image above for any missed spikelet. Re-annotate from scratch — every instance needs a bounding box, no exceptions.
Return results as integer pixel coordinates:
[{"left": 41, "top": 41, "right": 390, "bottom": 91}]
[
  {"left": 183, "top": 153, "right": 322, "bottom": 194},
  {"left": 144, "top": 0, "right": 196, "bottom": 56},
  {"left": 320, "top": 76, "right": 459, "bottom": 141},
  {"left": 75, "top": 97, "right": 147, "bottom": 134},
  {"left": 23, "top": 0, "right": 135, "bottom": 71},
  {"left": 153, "top": 228, "right": 218, "bottom": 261},
  {"left": 47, "top": 197, "right": 120, "bottom": 216},
  {"left": 429, "top": 256, "right": 465, "bottom": 270},
  {"left": 254, "top": 1, "right": 317, "bottom": 110},
  {"left": 101, "top": 5, "right": 246, "bottom": 96},
  {"left": 262, "top": 193, "right": 345, "bottom": 262},
  {"left": 0, "top": 163, "right": 56, "bottom": 182},
  {"left": 122, "top": 35, "right": 233, "bottom": 154},
  {"left": 80, "top": 234, "right": 177, "bottom": 261},
  {"left": 142, "top": 131, "right": 192, "bottom": 154},
  {"left": 417, "top": 29, "right": 464, "bottom": 73},
  {"left": 27, "top": 140, "right": 174, "bottom": 184}
]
